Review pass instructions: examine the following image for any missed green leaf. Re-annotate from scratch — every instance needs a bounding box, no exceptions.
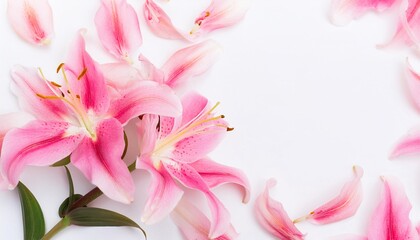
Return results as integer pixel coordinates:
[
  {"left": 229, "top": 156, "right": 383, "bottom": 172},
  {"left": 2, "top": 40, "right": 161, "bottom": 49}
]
[
  {"left": 121, "top": 131, "right": 128, "bottom": 159},
  {"left": 51, "top": 155, "right": 70, "bottom": 167},
  {"left": 17, "top": 182, "right": 46, "bottom": 240},
  {"left": 68, "top": 207, "right": 146, "bottom": 238},
  {"left": 58, "top": 194, "right": 83, "bottom": 218}
]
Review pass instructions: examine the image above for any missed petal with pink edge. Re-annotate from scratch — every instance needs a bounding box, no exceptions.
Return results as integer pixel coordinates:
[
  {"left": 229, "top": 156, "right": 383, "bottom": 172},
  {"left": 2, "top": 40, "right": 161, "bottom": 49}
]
[
  {"left": 255, "top": 179, "right": 305, "bottom": 240},
  {"left": 1, "top": 120, "right": 84, "bottom": 188},
  {"left": 190, "top": 0, "right": 250, "bottom": 38},
  {"left": 367, "top": 176, "right": 419, "bottom": 240},
  {"left": 191, "top": 158, "right": 250, "bottom": 203},
  {"left": 65, "top": 32, "right": 110, "bottom": 115},
  {"left": 161, "top": 41, "right": 222, "bottom": 89},
  {"left": 0, "top": 112, "right": 34, "bottom": 152},
  {"left": 136, "top": 157, "right": 184, "bottom": 224},
  {"left": 136, "top": 114, "right": 159, "bottom": 155},
  {"left": 10, "top": 65, "right": 71, "bottom": 122},
  {"left": 171, "top": 198, "right": 239, "bottom": 240},
  {"left": 294, "top": 166, "right": 363, "bottom": 224},
  {"left": 178, "top": 92, "right": 209, "bottom": 128},
  {"left": 71, "top": 118, "right": 134, "bottom": 204},
  {"left": 7, "top": 0, "right": 54, "bottom": 45},
  {"left": 95, "top": 0, "right": 142, "bottom": 62},
  {"left": 405, "top": 61, "right": 420, "bottom": 111},
  {"left": 329, "top": 0, "right": 398, "bottom": 26},
  {"left": 108, "top": 80, "right": 181, "bottom": 125},
  {"left": 391, "top": 129, "right": 420, "bottom": 158},
  {"left": 143, "top": 0, "right": 185, "bottom": 40}
]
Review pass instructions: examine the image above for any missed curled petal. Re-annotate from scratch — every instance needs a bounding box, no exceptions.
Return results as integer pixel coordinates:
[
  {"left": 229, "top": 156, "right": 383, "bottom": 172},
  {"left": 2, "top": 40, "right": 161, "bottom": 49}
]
[
  {"left": 191, "top": 158, "right": 251, "bottom": 203},
  {"left": 190, "top": 0, "right": 250, "bottom": 38},
  {"left": 295, "top": 166, "right": 363, "bottom": 224},
  {"left": 0, "top": 112, "right": 34, "bottom": 153},
  {"left": 143, "top": 0, "right": 185, "bottom": 40},
  {"left": 137, "top": 157, "right": 184, "bottom": 224},
  {"left": 367, "top": 176, "right": 419, "bottom": 240},
  {"left": 136, "top": 114, "right": 159, "bottom": 155},
  {"left": 255, "top": 179, "right": 304, "bottom": 240},
  {"left": 178, "top": 92, "right": 209, "bottom": 128},
  {"left": 163, "top": 160, "right": 230, "bottom": 238},
  {"left": 71, "top": 118, "right": 134, "bottom": 203},
  {"left": 7, "top": 0, "right": 54, "bottom": 45},
  {"left": 95, "top": 0, "right": 142, "bottom": 62},
  {"left": 161, "top": 40, "right": 222, "bottom": 89},
  {"left": 108, "top": 80, "right": 182, "bottom": 126},
  {"left": 171, "top": 198, "right": 239, "bottom": 240},
  {"left": 391, "top": 129, "right": 420, "bottom": 158},
  {"left": 329, "top": 0, "right": 398, "bottom": 26},
  {"left": 1, "top": 120, "right": 84, "bottom": 188}
]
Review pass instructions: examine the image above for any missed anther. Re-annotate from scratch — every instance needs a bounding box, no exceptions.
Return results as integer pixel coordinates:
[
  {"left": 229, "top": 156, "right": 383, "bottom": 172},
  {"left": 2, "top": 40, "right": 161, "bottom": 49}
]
[
  {"left": 220, "top": 115, "right": 225, "bottom": 119},
  {"left": 50, "top": 81, "right": 62, "bottom": 88},
  {"left": 36, "top": 93, "right": 46, "bottom": 98},
  {"left": 78, "top": 68, "right": 87, "bottom": 80},
  {"left": 67, "top": 90, "right": 71, "bottom": 94},
  {"left": 56, "top": 63, "right": 65, "bottom": 73},
  {"left": 76, "top": 94, "right": 80, "bottom": 99},
  {"left": 227, "top": 127, "right": 234, "bottom": 132}
]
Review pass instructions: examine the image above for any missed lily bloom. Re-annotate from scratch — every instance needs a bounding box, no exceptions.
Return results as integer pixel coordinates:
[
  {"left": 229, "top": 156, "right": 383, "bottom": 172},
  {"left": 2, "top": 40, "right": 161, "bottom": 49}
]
[
  {"left": 329, "top": 0, "right": 398, "bottom": 26},
  {"left": 294, "top": 166, "right": 363, "bottom": 224},
  {"left": 171, "top": 198, "right": 239, "bottom": 240},
  {"left": 95, "top": 0, "right": 142, "bottom": 62},
  {"left": 7, "top": 0, "right": 54, "bottom": 45},
  {"left": 1, "top": 32, "right": 181, "bottom": 203},
  {"left": 136, "top": 92, "right": 250, "bottom": 238},
  {"left": 254, "top": 178, "right": 305, "bottom": 240}
]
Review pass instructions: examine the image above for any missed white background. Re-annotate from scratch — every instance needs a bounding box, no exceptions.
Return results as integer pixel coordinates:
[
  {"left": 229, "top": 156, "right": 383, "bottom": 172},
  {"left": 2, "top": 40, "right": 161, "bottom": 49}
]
[{"left": 1, "top": 0, "right": 420, "bottom": 239}]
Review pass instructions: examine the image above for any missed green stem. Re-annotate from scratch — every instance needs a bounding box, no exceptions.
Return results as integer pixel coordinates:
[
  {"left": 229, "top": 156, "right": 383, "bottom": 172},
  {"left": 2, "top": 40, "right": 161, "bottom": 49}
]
[{"left": 41, "top": 217, "right": 70, "bottom": 240}]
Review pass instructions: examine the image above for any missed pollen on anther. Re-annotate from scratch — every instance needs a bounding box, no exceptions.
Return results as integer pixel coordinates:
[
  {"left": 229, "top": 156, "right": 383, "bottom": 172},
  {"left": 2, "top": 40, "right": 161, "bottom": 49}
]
[
  {"left": 227, "top": 127, "right": 234, "bottom": 132},
  {"left": 50, "top": 81, "right": 62, "bottom": 88},
  {"left": 67, "top": 90, "right": 71, "bottom": 94},
  {"left": 56, "top": 63, "right": 65, "bottom": 73},
  {"left": 76, "top": 95, "right": 80, "bottom": 99},
  {"left": 78, "top": 68, "right": 88, "bottom": 80}
]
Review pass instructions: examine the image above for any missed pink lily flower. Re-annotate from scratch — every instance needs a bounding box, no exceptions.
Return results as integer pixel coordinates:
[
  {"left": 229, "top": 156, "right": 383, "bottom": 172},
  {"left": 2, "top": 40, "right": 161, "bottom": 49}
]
[
  {"left": 171, "top": 198, "right": 239, "bottom": 240},
  {"left": 136, "top": 92, "right": 249, "bottom": 238},
  {"left": 1, "top": 32, "right": 181, "bottom": 203},
  {"left": 329, "top": 0, "right": 398, "bottom": 26},
  {"left": 367, "top": 176, "right": 419, "bottom": 239},
  {"left": 391, "top": 62, "right": 420, "bottom": 158},
  {"left": 95, "top": 0, "right": 142, "bottom": 62},
  {"left": 294, "top": 166, "right": 363, "bottom": 224},
  {"left": 254, "top": 178, "right": 305, "bottom": 240},
  {"left": 7, "top": 0, "right": 54, "bottom": 45},
  {"left": 189, "top": 0, "right": 251, "bottom": 38}
]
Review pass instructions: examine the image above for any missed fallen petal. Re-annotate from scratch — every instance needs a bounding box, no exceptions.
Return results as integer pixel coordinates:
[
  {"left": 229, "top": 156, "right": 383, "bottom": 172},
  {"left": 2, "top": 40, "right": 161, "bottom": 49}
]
[
  {"left": 295, "top": 166, "right": 363, "bottom": 224},
  {"left": 7, "top": 0, "right": 54, "bottom": 45},
  {"left": 255, "top": 179, "right": 305, "bottom": 240},
  {"left": 391, "top": 129, "right": 420, "bottom": 158}
]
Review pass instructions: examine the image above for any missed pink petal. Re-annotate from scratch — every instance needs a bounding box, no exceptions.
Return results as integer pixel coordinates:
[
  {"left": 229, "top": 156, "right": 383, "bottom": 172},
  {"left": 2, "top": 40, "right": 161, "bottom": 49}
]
[
  {"left": 329, "top": 235, "right": 367, "bottom": 240},
  {"left": 391, "top": 130, "right": 420, "bottom": 158},
  {"left": 1, "top": 120, "right": 84, "bottom": 188},
  {"left": 136, "top": 157, "right": 184, "bottom": 224},
  {"left": 329, "top": 0, "right": 398, "bottom": 26},
  {"left": 138, "top": 54, "right": 165, "bottom": 83},
  {"left": 7, "top": 0, "right": 54, "bottom": 45},
  {"left": 0, "top": 112, "right": 34, "bottom": 153},
  {"left": 161, "top": 40, "right": 222, "bottom": 89},
  {"left": 163, "top": 160, "right": 230, "bottom": 238},
  {"left": 136, "top": 114, "right": 159, "bottom": 155},
  {"left": 171, "top": 198, "right": 239, "bottom": 240},
  {"left": 191, "top": 158, "right": 250, "bottom": 204},
  {"left": 190, "top": 0, "right": 250, "bottom": 38},
  {"left": 10, "top": 65, "right": 71, "bottom": 122},
  {"left": 95, "top": 0, "right": 142, "bottom": 62},
  {"left": 107, "top": 80, "right": 181, "bottom": 125},
  {"left": 101, "top": 62, "right": 144, "bottom": 89},
  {"left": 143, "top": 0, "right": 185, "bottom": 40},
  {"left": 367, "top": 176, "right": 419, "bottom": 240},
  {"left": 406, "top": 61, "right": 420, "bottom": 111},
  {"left": 71, "top": 118, "right": 134, "bottom": 203},
  {"left": 65, "top": 32, "right": 110, "bottom": 115},
  {"left": 178, "top": 92, "right": 209, "bottom": 128},
  {"left": 295, "top": 166, "right": 363, "bottom": 224},
  {"left": 254, "top": 179, "right": 305, "bottom": 240}
]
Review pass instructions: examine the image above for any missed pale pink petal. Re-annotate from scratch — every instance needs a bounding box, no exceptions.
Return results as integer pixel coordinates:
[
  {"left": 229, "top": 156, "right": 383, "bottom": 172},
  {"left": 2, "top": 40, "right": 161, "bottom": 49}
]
[
  {"left": 65, "top": 32, "right": 110, "bottom": 115},
  {"left": 254, "top": 179, "right": 305, "bottom": 240},
  {"left": 295, "top": 166, "right": 363, "bottom": 224},
  {"left": 163, "top": 160, "right": 230, "bottom": 238},
  {"left": 108, "top": 80, "right": 181, "bottom": 125},
  {"left": 329, "top": 0, "right": 398, "bottom": 26},
  {"left": 71, "top": 118, "right": 134, "bottom": 203},
  {"left": 137, "top": 157, "right": 184, "bottom": 224},
  {"left": 191, "top": 158, "right": 250, "bottom": 203},
  {"left": 10, "top": 65, "right": 71, "bottom": 122},
  {"left": 367, "top": 176, "right": 419, "bottom": 240},
  {"left": 171, "top": 198, "right": 239, "bottom": 240},
  {"left": 1, "top": 120, "right": 84, "bottom": 188},
  {"left": 143, "top": 0, "right": 185, "bottom": 40},
  {"left": 161, "top": 40, "right": 222, "bottom": 89},
  {"left": 95, "top": 0, "right": 142, "bottom": 62},
  {"left": 7, "top": 0, "right": 54, "bottom": 45},
  {"left": 391, "top": 130, "right": 420, "bottom": 158},
  {"left": 101, "top": 63, "right": 144, "bottom": 89},
  {"left": 406, "top": 61, "right": 420, "bottom": 111},
  {"left": 138, "top": 54, "right": 165, "bottom": 83},
  {"left": 136, "top": 114, "right": 159, "bottom": 155},
  {"left": 0, "top": 112, "right": 34, "bottom": 153},
  {"left": 328, "top": 235, "right": 367, "bottom": 240},
  {"left": 416, "top": 224, "right": 420, "bottom": 235},
  {"left": 190, "top": 0, "right": 250, "bottom": 38}
]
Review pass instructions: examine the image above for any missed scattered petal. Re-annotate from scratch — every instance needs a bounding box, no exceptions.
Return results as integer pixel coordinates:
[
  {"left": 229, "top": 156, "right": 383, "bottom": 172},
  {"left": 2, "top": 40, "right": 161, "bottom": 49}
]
[
  {"left": 255, "top": 179, "right": 305, "bottom": 240},
  {"left": 7, "top": 0, "right": 54, "bottom": 45}
]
